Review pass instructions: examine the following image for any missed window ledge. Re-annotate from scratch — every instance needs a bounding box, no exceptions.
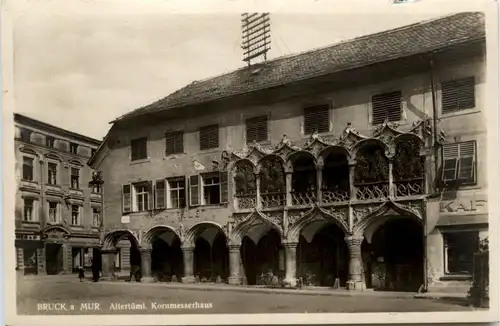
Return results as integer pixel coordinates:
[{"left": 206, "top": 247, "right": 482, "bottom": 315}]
[
  {"left": 440, "top": 108, "right": 481, "bottom": 119},
  {"left": 440, "top": 274, "right": 472, "bottom": 281},
  {"left": 70, "top": 225, "right": 84, "bottom": 229},
  {"left": 163, "top": 153, "right": 186, "bottom": 160},
  {"left": 197, "top": 203, "right": 228, "bottom": 209},
  {"left": 22, "top": 220, "right": 40, "bottom": 225},
  {"left": 130, "top": 158, "right": 151, "bottom": 165},
  {"left": 197, "top": 148, "right": 221, "bottom": 155}
]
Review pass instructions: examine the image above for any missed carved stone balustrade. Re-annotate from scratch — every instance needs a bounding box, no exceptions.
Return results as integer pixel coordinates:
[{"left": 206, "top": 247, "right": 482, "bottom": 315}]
[
  {"left": 261, "top": 192, "right": 286, "bottom": 208},
  {"left": 291, "top": 190, "right": 317, "bottom": 206},
  {"left": 395, "top": 179, "right": 424, "bottom": 197},
  {"left": 321, "top": 189, "right": 349, "bottom": 204},
  {"left": 355, "top": 182, "right": 389, "bottom": 200},
  {"left": 235, "top": 194, "right": 257, "bottom": 210}
]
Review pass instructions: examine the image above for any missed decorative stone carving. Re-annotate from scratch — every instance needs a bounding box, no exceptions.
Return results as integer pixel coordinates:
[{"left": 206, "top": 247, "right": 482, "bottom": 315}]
[
  {"left": 322, "top": 206, "right": 349, "bottom": 228},
  {"left": 352, "top": 205, "right": 380, "bottom": 223},
  {"left": 262, "top": 211, "right": 283, "bottom": 230},
  {"left": 287, "top": 208, "right": 312, "bottom": 225}
]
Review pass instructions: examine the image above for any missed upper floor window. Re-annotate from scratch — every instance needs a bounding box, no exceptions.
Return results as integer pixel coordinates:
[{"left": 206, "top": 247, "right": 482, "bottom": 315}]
[
  {"left": 70, "top": 142, "right": 79, "bottom": 154},
  {"left": 71, "top": 205, "right": 81, "bottom": 225},
  {"left": 371, "top": 91, "right": 402, "bottom": 125},
  {"left": 47, "top": 162, "right": 58, "bottom": 185},
  {"left": 246, "top": 116, "right": 268, "bottom": 144},
  {"left": 165, "top": 131, "right": 183, "bottom": 155},
  {"left": 168, "top": 178, "right": 186, "bottom": 208},
  {"left": 131, "top": 137, "right": 148, "bottom": 161},
  {"left": 442, "top": 141, "right": 476, "bottom": 184},
  {"left": 46, "top": 136, "right": 55, "bottom": 148},
  {"left": 22, "top": 157, "right": 34, "bottom": 181},
  {"left": 92, "top": 208, "right": 101, "bottom": 227},
  {"left": 441, "top": 77, "right": 475, "bottom": 114},
  {"left": 199, "top": 125, "right": 219, "bottom": 150},
  {"left": 48, "top": 201, "right": 59, "bottom": 223},
  {"left": 23, "top": 198, "right": 35, "bottom": 221},
  {"left": 304, "top": 105, "right": 329, "bottom": 135},
  {"left": 122, "top": 182, "right": 152, "bottom": 213},
  {"left": 70, "top": 167, "right": 80, "bottom": 189},
  {"left": 20, "top": 128, "right": 32, "bottom": 142},
  {"left": 189, "top": 173, "right": 228, "bottom": 206}
]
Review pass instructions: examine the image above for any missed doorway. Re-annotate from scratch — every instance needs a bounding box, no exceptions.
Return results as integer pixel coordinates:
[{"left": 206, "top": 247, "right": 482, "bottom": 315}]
[{"left": 45, "top": 243, "right": 63, "bottom": 275}]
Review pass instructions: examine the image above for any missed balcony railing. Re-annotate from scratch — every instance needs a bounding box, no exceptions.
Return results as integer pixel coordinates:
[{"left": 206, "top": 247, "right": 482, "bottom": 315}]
[
  {"left": 395, "top": 179, "right": 424, "bottom": 197},
  {"left": 355, "top": 182, "right": 389, "bottom": 200},
  {"left": 322, "top": 189, "right": 349, "bottom": 204},
  {"left": 291, "top": 190, "right": 317, "bottom": 206},
  {"left": 235, "top": 193, "right": 257, "bottom": 210},
  {"left": 261, "top": 192, "right": 286, "bottom": 208}
]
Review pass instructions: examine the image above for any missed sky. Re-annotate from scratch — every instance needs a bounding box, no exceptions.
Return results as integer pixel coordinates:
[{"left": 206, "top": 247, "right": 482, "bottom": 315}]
[{"left": 7, "top": 0, "right": 488, "bottom": 140}]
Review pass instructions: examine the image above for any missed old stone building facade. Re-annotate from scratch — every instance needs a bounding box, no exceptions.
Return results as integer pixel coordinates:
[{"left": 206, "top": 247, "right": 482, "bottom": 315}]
[
  {"left": 89, "top": 12, "right": 489, "bottom": 292},
  {"left": 14, "top": 114, "right": 102, "bottom": 275}
]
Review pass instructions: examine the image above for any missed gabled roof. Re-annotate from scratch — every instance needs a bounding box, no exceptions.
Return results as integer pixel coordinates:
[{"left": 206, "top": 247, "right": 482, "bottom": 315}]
[{"left": 114, "top": 11, "right": 485, "bottom": 123}]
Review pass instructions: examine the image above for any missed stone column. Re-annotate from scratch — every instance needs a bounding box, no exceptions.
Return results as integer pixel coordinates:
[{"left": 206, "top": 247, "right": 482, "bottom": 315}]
[
  {"left": 345, "top": 235, "right": 366, "bottom": 290},
  {"left": 388, "top": 158, "right": 395, "bottom": 198},
  {"left": 181, "top": 246, "right": 195, "bottom": 283},
  {"left": 100, "top": 249, "right": 116, "bottom": 280},
  {"left": 348, "top": 162, "right": 356, "bottom": 200},
  {"left": 255, "top": 173, "right": 262, "bottom": 209},
  {"left": 140, "top": 248, "right": 154, "bottom": 283},
  {"left": 228, "top": 245, "right": 242, "bottom": 285},
  {"left": 316, "top": 163, "right": 323, "bottom": 204},
  {"left": 283, "top": 242, "right": 298, "bottom": 288},
  {"left": 285, "top": 172, "right": 293, "bottom": 207}
]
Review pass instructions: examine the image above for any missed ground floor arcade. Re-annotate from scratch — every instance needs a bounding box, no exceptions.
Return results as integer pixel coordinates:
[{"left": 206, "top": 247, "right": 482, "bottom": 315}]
[{"left": 101, "top": 212, "right": 431, "bottom": 292}]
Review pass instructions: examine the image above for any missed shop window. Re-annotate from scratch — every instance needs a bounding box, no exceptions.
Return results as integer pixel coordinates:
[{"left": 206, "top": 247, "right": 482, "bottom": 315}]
[{"left": 443, "top": 231, "right": 479, "bottom": 275}]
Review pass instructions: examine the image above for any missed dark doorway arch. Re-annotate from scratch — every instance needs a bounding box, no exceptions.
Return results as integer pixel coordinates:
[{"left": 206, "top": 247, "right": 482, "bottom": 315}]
[
  {"left": 151, "top": 235, "right": 183, "bottom": 282},
  {"left": 191, "top": 224, "right": 229, "bottom": 283},
  {"left": 369, "top": 218, "right": 423, "bottom": 292},
  {"left": 298, "top": 223, "right": 348, "bottom": 287},
  {"left": 241, "top": 228, "right": 282, "bottom": 285}
]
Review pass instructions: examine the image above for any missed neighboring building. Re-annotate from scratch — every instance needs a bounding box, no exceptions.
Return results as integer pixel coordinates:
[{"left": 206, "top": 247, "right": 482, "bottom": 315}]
[
  {"left": 89, "top": 12, "right": 488, "bottom": 293},
  {"left": 14, "top": 113, "right": 102, "bottom": 275}
]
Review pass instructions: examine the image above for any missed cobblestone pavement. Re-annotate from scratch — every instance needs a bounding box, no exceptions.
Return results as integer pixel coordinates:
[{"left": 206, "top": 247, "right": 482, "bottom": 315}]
[{"left": 17, "top": 276, "right": 475, "bottom": 315}]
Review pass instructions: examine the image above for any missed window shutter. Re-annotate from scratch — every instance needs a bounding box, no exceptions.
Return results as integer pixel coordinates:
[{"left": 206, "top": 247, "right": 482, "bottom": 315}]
[
  {"left": 200, "top": 125, "right": 219, "bottom": 150},
  {"left": 442, "top": 143, "right": 459, "bottom": 182},
  {"left": 303, "top": 105, "right": 329, "bottom": 135},
  {"left": 147, "top": 181, "right": 153, "bottom": 210},
  {"left": 220, "top": 172, "right": 229, "bottom": 204},
  {"left": 189, "top": 175, "right": 200, "bottom": 206},
  {"left": 371, "top": 91, "right": 402, "bottom": 125},
  {"left": 122, "top": 184, "right": 131, "bottom": 213},
  {"left": 442, "top": 77, "right": 475, "bottom": 114},
  {"left": 457, "top": 141, "right": 476, "bottom": 181},
  {"left": 155, "top": 180, "right": 166, "bottom": 209},
  {"left": 246, "top": 116, "right": 268, "bottom": 144},
  {"left": 166, "top": 132, "right": 184, "bottom": 155}
]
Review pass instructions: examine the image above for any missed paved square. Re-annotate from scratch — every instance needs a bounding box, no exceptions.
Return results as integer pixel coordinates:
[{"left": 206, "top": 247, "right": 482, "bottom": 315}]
[{"left": 16, "top": 276, "right": 478, "bottom": 315}]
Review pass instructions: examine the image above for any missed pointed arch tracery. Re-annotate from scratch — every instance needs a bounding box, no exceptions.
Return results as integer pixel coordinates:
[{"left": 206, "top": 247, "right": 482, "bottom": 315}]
[
  {"left": 354, "top": 141, "right": 389, "bottom": 200},
  {"left": 258, "top": 155, "right": 286, "bottom": 208},
  {"left": 230, "top": 210, "right": 284, "bottom": 246},
  {"left": 233, "top": 159, "right": 257, "bottom": 210},
  {"left": 393, "top": 134, "right": 425, "bottom": 197}
]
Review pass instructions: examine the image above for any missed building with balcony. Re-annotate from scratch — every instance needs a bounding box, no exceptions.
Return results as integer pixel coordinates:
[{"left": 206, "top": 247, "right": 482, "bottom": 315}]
[
  {"left": 14, "top": 114, "right": 102, "bottom": 275},
  {"left": 89, "top": 12, "right": 489, "bottom": 292}
]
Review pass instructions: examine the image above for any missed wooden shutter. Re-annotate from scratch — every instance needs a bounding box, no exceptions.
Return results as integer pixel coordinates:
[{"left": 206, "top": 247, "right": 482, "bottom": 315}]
[
  {"left": 246, "top": 116, "right": 268, "bottom": 144},
  {"left": 303, "top": 105, "right": 329, "bottom": 135},
  {"left": 155, "top": 179, "right": 166, "bottom": 209},
  {"left": 441, "top": 77, "right": 475, "bottom": 114},
  {"left": 122, "top": 184, "right": 132, "bottom": 213},
  {"left": 457, "top": 141, "right": 476, "bottom": 181},
  {"left": 371, "top": 91, "right": 402, "bottom": 125},
  {"left": 189, "top": 175, "right": 200, "bottom": 206},
  {"left": 166, "top": 131, "right": 184, "bottom": 155},
  {"left": 442, "top": 143, "right": 459, "bottom": 181},
  {"left": 219, "top": 172, "right": 229, "bottom": 204},
  {"left": 200, "top": 125, "right": 219, "bottom": 150},
  {"left": 147, "top": 181, "right": 153, "bottom": 210}
]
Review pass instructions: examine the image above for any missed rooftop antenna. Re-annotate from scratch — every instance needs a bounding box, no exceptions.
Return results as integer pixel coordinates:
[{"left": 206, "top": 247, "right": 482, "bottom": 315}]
[{"left": 241, "top": 13, "right": 271, "bottom": 66}]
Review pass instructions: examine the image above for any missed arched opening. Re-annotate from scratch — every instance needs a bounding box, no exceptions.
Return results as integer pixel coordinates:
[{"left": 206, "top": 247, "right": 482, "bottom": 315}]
[
  {"left": 259, "top": 156, "right": 286, "bottom": 208},
  {"left": 233, "top": 161, "right": 257, "bottom": 209},
  {"left": 368, "top": 218, "right": 423, "bottom": 292},
  {"left": 150, "top": 230, "right": 183, "bottom": 282},
  {"left": 355, "top": 143, "right": 389, "bottom": 200},
  {"left": 298, "top": 223, "right": 348, "bottom": 287},
  {"left": 393, "top": 138, "right": 425, "bottom": 197},
  {"left": 241, "top": 228, "right": 283, "bottom": 285},
  {"left": 192, "top": 224, "right": 229, "bottom": 283},
  {"left": 290, "top": 154, "right": 317, "bottom": 206},
  {"left": 103, "top": 230, "right": 141, "bottom": 281},
  {"left": 322, "top": 149, "right": 350, "bottom": 203}
]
